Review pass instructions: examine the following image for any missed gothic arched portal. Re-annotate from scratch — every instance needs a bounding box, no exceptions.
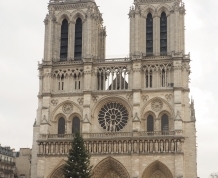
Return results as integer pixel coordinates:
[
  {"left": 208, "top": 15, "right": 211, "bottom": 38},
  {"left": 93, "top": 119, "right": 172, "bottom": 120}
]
[
  {"left": 50, "top": 165, "right": 64, "bottom": 178},
  {"left": 142, "top": 160, "right": 173, "bottom": 178},
  {"left": 93, "top": 157, "right": 130, "bottom": 178}
]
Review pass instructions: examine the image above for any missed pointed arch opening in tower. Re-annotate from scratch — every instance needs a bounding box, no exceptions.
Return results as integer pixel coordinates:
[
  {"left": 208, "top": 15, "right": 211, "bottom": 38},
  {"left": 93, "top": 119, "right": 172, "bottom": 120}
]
[
  {"left": 160, "top": 12, "right": 167, "bottom": 55},
  {"left": 92, "top": 157, "right": 130, "bottom": 178},
  {"left": 60, "top": 19, "right": 69, "bottom": 60},
  {"left": 146, "top": 69, "right": 153, "bottom": 88},
  {"left": 142, "top": 160, "right": 173, "bottom": 178},
  {"left": 74, "top": 18, "right": 82, "bottom": 60},
  {"left": 146, "top": 13, "right": 153, "bottom": 55}
]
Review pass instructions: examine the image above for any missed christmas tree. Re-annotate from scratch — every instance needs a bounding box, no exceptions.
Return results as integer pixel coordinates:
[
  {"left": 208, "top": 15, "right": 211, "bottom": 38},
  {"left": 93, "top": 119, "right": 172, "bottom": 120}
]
[{"left": 63, "top": 132, "right": 92, "bottom": 178}]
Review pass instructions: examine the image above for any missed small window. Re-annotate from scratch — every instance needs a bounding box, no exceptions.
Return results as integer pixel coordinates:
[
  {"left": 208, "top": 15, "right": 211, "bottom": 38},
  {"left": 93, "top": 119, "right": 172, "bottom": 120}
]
[
  {"left": 58, "top": 118, "right": 65, "bottom": 134},
  {"left": 72, "top": 117, "right": 80, "bottom": 133},
  {"left": 60, "top": 19, "right": 69, "bottom": 60},
  {"left": 147, "top": 115, "right": 154, "bottom": 132}
]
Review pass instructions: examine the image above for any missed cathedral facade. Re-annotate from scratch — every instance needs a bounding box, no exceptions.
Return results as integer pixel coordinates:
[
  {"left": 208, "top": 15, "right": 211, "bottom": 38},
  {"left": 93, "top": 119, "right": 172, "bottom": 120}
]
[{"left": 31, "top": 0, "right": 198, "bottom": 177}]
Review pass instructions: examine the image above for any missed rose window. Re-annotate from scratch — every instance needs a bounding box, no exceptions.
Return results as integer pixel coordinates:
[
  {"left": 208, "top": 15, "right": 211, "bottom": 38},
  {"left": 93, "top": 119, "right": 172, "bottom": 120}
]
[{"left": 98, "top": 102, "right": 128, "bottom": 132}]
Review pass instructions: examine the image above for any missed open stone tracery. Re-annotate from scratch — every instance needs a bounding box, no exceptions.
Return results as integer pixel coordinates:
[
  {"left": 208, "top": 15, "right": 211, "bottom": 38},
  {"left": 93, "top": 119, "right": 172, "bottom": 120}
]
[{"left": 98, "top": 102, "right": 129, "bottom": 132}]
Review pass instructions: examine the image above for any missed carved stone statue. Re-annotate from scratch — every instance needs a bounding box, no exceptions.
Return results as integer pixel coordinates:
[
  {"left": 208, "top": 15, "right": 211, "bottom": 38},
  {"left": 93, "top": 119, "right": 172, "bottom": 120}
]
[
  {"left": 150, "top": 141, "right": 153, "bottom": 152},
  {"left": 123, "top": 141, "right": 127, "bottom": 153},
  {"left": 160, "top": 141, "right": 164, "bottom": 152},
  {"left": 65, "top": 144, "right": 68, "bottom": 153},
  {"left": 93, "top": 142, "right": 96, "bottom": 153},
  {"left": 177, "top": 141, "right": 181, "bottom": 152},
  {"left": 140, "top": 141, "right": 143, "bottom": 153},
  {"left": 89, "top": 143, "right": 92, "bottom": 153},
  {"left": 108, "top": 142, "right": 111, "bottom": 153},
  {"left": 98, "top": 142, "right": 102, "bottom": 153},
  {"left": 134, "top": 141, "right": 137, "bottom": 153},
  {"left": 171, "top": 141, "right": 175, "bottom": 152},
  {"left": 60, "top": 144, "right": 63, "bottom": 153},
  {"left": 128, "top": 142, "right": 132, "bottom": 153},
  {"left": 51, "top": 144, "right": 54, "bottom": 154},
  {"left": 40, "top": 144, "right": 43, "bottom": 154},
  {"left": 104, "top": 142, "right": 107, "bottom": 153},
  {"left": 144, "top": 141, "right": 148, "bottom": 152},
  {"left": 55, "top": 144, "right": 58, "bottom": 154},
  {"left": 165, "top": 141, "right": 169, "bottom": 152},
  {"left": 46, "top": 144, "right": 49, "bottom": 154},
  {"left": 155, "top": 141, "right": 158, "bottom": 152},
  {"left": 118, "top": 142, "right": 122, "bottom": 153},
  {"left": 113, "top": 142, "right": 117, "bottom": 153}
]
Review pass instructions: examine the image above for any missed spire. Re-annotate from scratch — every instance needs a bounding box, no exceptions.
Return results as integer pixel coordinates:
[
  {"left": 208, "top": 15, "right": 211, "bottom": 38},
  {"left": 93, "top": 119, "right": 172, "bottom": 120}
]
[{"left": 191, "top": 98, "right": 196, "bottom": 121}]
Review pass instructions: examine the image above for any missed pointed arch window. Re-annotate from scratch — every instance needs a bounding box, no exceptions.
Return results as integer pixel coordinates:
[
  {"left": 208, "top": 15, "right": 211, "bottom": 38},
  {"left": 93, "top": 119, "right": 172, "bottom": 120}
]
[
  {"left": 74, "top": 18, "right": 82, "bottom": 60},
  {"left": 146, "top": 13, "right": 153, "bottom": 55},
  {"left": 58, "top": 117, "right": 65, "bottom": 134},
  {"left": 160, "top": 12, "right": 167, "bottom": 55},
  {"left": 147, "top": 115, "right": 154, "bottom": 132},
  {"left": 72, "top": 117, "right": 80, "bottom": 133},
  {"left": 161, "top": 114, "right": 169, "bottom": 134},
  {"left": 146, "top": 69, "right": 152, "bottom": 88},
  {"left": 60, "top": 19, "right": 68, "bottom": 60},
  {"left": 161, "top": 69, "right": 166, "bottom": 87}
]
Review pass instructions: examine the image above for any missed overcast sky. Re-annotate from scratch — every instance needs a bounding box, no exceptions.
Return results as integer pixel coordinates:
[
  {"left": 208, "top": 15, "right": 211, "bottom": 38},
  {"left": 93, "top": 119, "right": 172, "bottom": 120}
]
[{"left": 0, "top": 0, "right": 217, "bottom": 177}]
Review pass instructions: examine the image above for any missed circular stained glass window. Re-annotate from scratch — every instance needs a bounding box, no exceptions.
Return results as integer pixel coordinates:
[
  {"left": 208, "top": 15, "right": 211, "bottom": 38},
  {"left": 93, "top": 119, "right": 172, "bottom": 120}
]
[{"left": 98, "top": 102, "right": 128, "bottom": 132}]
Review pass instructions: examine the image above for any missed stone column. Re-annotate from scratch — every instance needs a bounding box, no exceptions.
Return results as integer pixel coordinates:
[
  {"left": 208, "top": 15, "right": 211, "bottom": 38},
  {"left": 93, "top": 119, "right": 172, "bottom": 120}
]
[
  {"left": 134, "top": 7, "right": 140, "bottom": 54},
  {"left": 69, "top": 21, "right": 75, "bottom": 59},
  {"left": 129, "top": 9, "right": 135, "bottom": 55},
  {"left": 44, "top": 15, "right": 55, "bottom": 62}
]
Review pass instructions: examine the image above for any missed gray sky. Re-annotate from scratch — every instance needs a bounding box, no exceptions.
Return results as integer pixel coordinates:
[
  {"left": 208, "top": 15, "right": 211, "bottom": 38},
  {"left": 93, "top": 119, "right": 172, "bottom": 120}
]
[{"left": 0, "top": 0, "right": 217, "bottom": 177}]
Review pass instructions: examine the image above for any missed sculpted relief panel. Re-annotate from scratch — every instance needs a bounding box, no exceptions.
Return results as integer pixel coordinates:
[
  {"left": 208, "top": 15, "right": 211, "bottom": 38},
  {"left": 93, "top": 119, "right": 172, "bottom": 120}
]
[
  {"left": 104, "top": 170, "right": 120, "bottom": 178},
  {"left": 151, "top": 170, "right": 166, "bottom": 178}
]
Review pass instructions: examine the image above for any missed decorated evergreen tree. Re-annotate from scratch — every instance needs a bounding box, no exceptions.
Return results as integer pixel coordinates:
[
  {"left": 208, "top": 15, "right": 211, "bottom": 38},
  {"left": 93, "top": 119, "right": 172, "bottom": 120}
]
[{"left": 63, "top": 132, "right": 92, "bottom": 178}]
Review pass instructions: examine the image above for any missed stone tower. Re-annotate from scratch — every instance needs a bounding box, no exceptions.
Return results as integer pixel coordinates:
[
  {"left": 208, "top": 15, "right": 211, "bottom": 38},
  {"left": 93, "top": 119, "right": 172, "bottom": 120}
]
[{"left": 31, "top": 0, "right": 198, "bottom": 177}]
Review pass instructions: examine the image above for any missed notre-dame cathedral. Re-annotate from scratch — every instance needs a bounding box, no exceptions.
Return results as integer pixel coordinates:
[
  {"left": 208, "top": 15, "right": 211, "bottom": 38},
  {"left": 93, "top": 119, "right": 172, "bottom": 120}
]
[{"left": 31, "top": 0, "right": 198, "bottom": 177}]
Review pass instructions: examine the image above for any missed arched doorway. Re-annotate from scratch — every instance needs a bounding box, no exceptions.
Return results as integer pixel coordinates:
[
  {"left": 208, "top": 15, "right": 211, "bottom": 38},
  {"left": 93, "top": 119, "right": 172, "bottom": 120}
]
[
  {"left": 142, "top": 161, "right": 173, "bottom": 178},
  {"left": 50, "top": 165, "right": 64, "bottom": 178},
  {"left": 93, "top": 157, "right": 130, "bottom": 178}
]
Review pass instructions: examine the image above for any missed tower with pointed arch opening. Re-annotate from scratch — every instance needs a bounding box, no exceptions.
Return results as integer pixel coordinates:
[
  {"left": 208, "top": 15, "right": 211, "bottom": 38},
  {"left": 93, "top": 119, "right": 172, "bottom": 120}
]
[{"left": 31, "top": 0, "right": 197, "bottom": 177}]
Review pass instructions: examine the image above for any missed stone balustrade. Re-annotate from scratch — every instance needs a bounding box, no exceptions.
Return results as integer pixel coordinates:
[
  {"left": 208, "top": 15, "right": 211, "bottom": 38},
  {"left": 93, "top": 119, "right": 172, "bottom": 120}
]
[{"left": 38, "top": 131, "right": 183, "bottom": 140}]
